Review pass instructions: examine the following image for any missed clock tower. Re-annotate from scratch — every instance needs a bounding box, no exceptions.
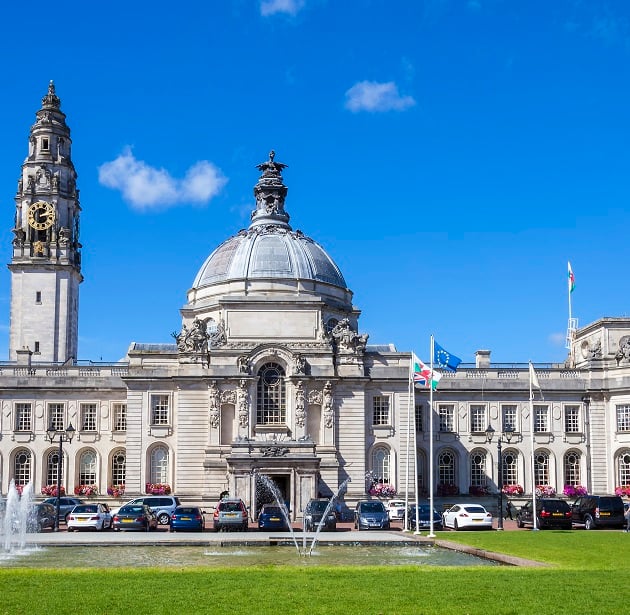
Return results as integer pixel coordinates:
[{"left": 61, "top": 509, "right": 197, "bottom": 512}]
[{"left": 8, "top": 82, "right": 82, "bottom": 363}]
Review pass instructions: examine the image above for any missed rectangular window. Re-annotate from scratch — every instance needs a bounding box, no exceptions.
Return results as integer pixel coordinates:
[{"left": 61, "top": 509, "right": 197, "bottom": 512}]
[
  {"left": 564, "top": 405, "right": 580, "bottom": 433},
  {"left": 35, "top": 291, "right": 42, "bottom": 304},
  {"left": 617, "top": 404, "right": 630, "bottom": 432},
  {"left": 415, "top": 404, "right": 423, "bottom": 432},
  {"left": 80, "top": 403, "right": 97, "bottom": 432},
  {"left": 469, "top": 404, "right": 486, "bottom": 433},
  {"left": 48, "top": 403, "right": 65, "bottom": 431},
  {"left": 372, "top": 396, "right": 390, "bottom": 426},
  {"left": 438, "top": 404, "right": 454, "bottom": 432},
  {"left": 113, "top": 403, "right": 127, "bottom": 431},
  {"left": 34, "top": 341, "right": 40, "bottom": 353},
  {"left": 502, "top": 404, "right": 517, "bottom": 432},
  {"left": 534, "top": 404, "right": 549, "bottom": 432},
  {"left": 15, "top": 403, "right": 32, "bottom": 432},
  {"left": 42, "top": 137, "right": 49, "bottom": 151},
  {"left": 151, "top": 394, "right": 170, "bottom": 425}
]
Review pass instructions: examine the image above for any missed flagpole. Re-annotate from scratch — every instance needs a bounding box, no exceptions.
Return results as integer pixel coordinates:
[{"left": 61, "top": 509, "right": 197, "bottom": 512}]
[
  {"left": 428, "top": 335, "right": 436, "bottom": 538},
  {"left": 529, "top": 361, "right": 538, "bottom": 531},
  {"left": 413, "top": 394, "right": 420, "bottom": 534},
  {"left": 403, "top": 354, "right": 413, "bottom": 532}
]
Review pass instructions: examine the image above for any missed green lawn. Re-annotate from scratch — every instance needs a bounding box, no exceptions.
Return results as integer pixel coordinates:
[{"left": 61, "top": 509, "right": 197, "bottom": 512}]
[{"left": 0, "top": 531, "right": 628, "bottom": 615}]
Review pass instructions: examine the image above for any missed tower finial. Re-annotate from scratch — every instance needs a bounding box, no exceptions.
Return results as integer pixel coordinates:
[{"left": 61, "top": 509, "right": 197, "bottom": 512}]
[{"left": 41, "top": 81, "right": 61, "bottom": 109}]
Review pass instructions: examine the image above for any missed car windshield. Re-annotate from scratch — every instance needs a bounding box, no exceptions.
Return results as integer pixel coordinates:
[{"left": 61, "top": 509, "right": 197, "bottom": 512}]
[
  {"left": 175, "top": 507, "right": 198, "bottom": 514},
  {"left": 310, "top": 501, "right": 328, "bottom": 512},
  {"left": 262, "top": 506, "right": 282, "bottom": 515},
  {"left": 73, "top": 505, "right": 98, "bottom": 513},
  {"left": 463, "top": 506, "right": 486, "bottom": 514},
  {"left": 220, "top": 502, "right": 242, "bottom": 512},
  {"left": 360, "top": 502, "right": 385, "bottom": 513},
  {"left": 120, "top": 506, "right": 144, "bottom": 514}
]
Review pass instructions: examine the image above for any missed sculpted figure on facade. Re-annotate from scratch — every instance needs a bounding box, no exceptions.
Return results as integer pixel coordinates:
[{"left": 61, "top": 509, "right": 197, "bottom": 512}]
[
  {"left": 237, "top": 379, "right": 249, "bottom": 427},
  {"left": 237, "top": 355, "right": 249, "bottom": 374},
  {"left": 172, "top": 317, "right": 209, "bottom": 354},
  {"left": 323, "top": 381, "right": 334, "bottom": 428},
  {"left": 220, "top": 389, "right": 237, "bottom": 405},
  {"left": 208, "top": 380, "right": 220, "bottom": 428},
  {"left": 293, "top": 353, "right": 307, "bottom": 375},
  {"left": 588, "top": 339, "right": 603, "bottom": 360},
  {"left": 209, "top": 318, "right": 227, "bottom": 348},
  {"left": 58, "top": 226, "right": 71, "bottom": 246},
  {"left": 308, "top": 389, "right": 322, "bottom": 405},
  {"left": 615, "top": 336, "right": 630, "bottom": 364},
  {"left": 330, "top": 318, "right": 368, "bottom": 354},
  {"left": 295, "top": 381, "right": 306, "bottom": 428},
  {"left": 12, "top": 227, "right": 25, "bottom": 247}
]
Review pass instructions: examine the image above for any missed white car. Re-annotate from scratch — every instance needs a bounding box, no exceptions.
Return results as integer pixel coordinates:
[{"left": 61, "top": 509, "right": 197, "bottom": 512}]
[
  {"left": 386, "top": 500, "right": 407, "bottom": 521},
  {"left": 442, "top": 503, "right": 493, "bottom": 531},
  {"left": 67, "top": 503, "right": 113, "bottom": 531}
]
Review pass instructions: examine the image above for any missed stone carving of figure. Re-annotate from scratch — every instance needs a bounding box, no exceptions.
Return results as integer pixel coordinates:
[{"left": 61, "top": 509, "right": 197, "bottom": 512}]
[
  {"left": 209, "top": 318, "right": 227, "bottom": 348},
  {"left": 237, "top": 379, "right": 249, "bottom": 428},
  {"left": 237, "top": 355, "right": 249, "bottom": 374},
  {"left": 208, "top": 381, "right": 220, "bottom": 428},
  {"left": 330, "top": 318, "right": 368, "bottom": 353},
  {"left": 52, "top": 173, "right": 59, "bottom": 190},
  {"left": 323, "top": 381, "right": 333, "bottom": 428},
  {"left": 293, "top": 353, "right": 307, "bottom": 375},
  {"left": 295, "top": 381, "right": 306, "bottom": 428},
  {"left": 172, "top": 317, "right": 209, "bottom": 354},
  {"left": 58, "top": 226, "right": 71, "bottom": 246},
  {"left": 12, "top": 227, "right": 26, "bottom": 247},
  {"left": 615, "top": 336, "right": 630, "bottom": 364},
  {"left": 588, "top": 339, "right": 603, "bottom": 360},
  {"left": 27, "top": 176, "right": 35, "bottom": 191}
]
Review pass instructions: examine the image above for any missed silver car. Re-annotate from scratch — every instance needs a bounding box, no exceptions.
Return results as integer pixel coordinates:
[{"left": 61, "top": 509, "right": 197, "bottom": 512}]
[{"left": 354, "top": 500, "right": 390, "bottom": 530}]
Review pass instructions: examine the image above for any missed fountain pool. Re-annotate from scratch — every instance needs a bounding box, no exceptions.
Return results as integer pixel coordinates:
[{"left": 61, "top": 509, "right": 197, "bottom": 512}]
[{"left": 0, "top": 544, "right": 501, "bottom": 569}]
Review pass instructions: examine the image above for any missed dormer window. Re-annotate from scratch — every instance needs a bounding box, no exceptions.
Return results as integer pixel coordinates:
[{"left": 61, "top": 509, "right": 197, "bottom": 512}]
[{"left": 41, "top": 137, "right": 49, "bottom": 151}]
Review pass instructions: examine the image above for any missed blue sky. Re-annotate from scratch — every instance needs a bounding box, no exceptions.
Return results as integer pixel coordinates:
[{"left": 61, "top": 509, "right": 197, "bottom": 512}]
[{"left": 0, "top": 0, "right": 629, "bottom": 364}]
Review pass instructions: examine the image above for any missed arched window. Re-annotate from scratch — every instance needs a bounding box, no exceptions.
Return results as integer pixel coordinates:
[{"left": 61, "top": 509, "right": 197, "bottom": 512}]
[
  {"left": 502, "top": 450, "right": 518, "bottom": 486},
  {"left": 534, "top": 451, "right": 550, "bottom": 486},
  {"left": 46, "top": 450, "right": 61, "bottom": 487},
  {"left": 371, "top": 447, "right": 390, "bottom": 484},
  {"left": 150, "top": 446, "right": 169, "bottom": 485},
  {"left": 617, "top": 450, "right": 630, "bottom": 487},
  {"left": 438, "top": 450, "right": 456, "bottom": 487},
  {"left": 111, "top": 450, "right": 126, "bottom": 486},
  {"left": 79, "top": 450, "right": 97, "bottom": 485},
  {"left": 256, "top": 362, "right": 286, "bottom": 424},
  {"left": 470, "top": 450, "right": 487, "bottom": 487},
  {"left": 14, "top": 449, "right": 31, "bottom": 486},
  {"left": 564, "top": 451, "right": 581, "bottom": 486}
]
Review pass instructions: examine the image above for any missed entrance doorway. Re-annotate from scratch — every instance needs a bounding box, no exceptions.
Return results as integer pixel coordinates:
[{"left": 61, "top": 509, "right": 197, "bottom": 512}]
[{"left": 254, "top": 474, "right": 291, "bottom": 517}]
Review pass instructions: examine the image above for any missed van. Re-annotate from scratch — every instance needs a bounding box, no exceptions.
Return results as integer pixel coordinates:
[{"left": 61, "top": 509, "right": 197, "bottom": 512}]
[
  {"left": 571, "top": 495, "right": 625, "bottom": 530},
  {"left": 124, "top": 495, "right": 181, "bottom": 525}
]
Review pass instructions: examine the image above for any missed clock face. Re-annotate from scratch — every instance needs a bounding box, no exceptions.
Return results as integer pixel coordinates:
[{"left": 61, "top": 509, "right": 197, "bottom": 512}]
[{"left": 27, "top": 201, "right": 55, "bottom": 230}]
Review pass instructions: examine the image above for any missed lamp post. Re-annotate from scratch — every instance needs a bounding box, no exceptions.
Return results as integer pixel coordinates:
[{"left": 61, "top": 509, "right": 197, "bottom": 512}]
[
  {"left": 485, "top": 424, "right": 514, "bottom": 531},
  {"left": 46, "top": 422, "right": 75, "bottom": 531}
]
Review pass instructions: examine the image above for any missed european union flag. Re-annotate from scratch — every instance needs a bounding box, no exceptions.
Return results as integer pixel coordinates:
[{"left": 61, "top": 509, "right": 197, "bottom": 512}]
[{"left": 433, "top": 341, "right": 462, "bottom": 372}]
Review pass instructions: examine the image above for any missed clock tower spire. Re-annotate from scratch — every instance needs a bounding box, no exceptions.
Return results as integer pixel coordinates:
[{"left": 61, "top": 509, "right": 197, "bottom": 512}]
[{"left": 8, "top": 82, "right": 83, "bottom": 363}]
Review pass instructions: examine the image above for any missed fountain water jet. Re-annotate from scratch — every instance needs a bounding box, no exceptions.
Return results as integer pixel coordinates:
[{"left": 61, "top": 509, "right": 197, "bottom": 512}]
[
  {"left": 2, "top": 480, "right": 34, "bottom": 552},
  {"left": 306, "top": 477, "right": 351, "bottom": 556}
]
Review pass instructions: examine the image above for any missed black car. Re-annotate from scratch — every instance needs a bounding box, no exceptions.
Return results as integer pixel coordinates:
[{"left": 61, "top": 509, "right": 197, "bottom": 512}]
[
  {"left": 27, "top": 503, "right": 56, "bottom": 532},
  {"left": 303, "top": 499, "right": 337, "bottom": 532},
  {"left": 42, "top": 496, "right": 85, "bottom": 522},
  {"left": 113, "top": 504, "right": 158, "bottom": 531},
  {"left": 516, "top": 498, "right": 572, "bottom": 530},
  {"left": 405, "top": 504, "right": 442, "bottom": 531},
  {"left": 571, "top": 495, "right": 625, "bottom": 530}
]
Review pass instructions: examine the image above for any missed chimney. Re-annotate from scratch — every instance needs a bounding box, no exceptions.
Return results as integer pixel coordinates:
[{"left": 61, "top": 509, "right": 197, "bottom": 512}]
[{"left": 475, "top": 349, "right": 491, "bottom": 369}]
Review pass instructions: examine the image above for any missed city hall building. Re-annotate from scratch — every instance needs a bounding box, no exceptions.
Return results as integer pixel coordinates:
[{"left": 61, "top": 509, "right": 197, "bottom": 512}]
[{"left": 2, "top": 84, "right": 629, "bottom": 517}]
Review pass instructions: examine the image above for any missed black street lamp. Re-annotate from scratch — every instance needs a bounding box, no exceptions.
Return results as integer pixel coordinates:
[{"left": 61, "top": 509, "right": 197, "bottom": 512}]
[
  {"left": 46, "top": 422, "right": 75, "bottom": 531},
  {"left": 485, "top": 424, "right": 514, "bottom": 531}
]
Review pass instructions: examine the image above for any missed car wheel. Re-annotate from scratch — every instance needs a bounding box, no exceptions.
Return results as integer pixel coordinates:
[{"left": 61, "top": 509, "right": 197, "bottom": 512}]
[
  {"left": 157, "top": 513, "right": 170, "bottom": 525},
  {"left": 584, "top": 515, "right": 595, "bottom": 530}
]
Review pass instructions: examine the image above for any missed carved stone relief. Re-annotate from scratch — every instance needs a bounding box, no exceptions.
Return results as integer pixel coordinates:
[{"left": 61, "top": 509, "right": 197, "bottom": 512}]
[
  {"left": 295, "top": 381, "right": 305, "bottom": 428},
  {"left": 323, "top": 381, "right": 333, "bottom": 428},
  {"left": 615, "top": 336, "right": 630, "bottom": 364},
  {"left": 237, "top": 379, "right": 249, "bottom": 428},
  {"left": 208, "top": 380, "right": 220, "bottom": 428}
]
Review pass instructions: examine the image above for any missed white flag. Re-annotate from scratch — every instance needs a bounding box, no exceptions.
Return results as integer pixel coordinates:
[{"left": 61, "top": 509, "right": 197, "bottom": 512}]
[{"left": 529, "top": 362, "right": 541, "bottom": 389}]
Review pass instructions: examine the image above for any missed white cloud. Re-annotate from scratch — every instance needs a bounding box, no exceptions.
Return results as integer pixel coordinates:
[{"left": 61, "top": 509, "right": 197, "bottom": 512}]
[
  {"left": 98, "top": 148, "right": 227, "bottom": 210},
  {"left": 548, "top": 332, "right": 566, "bottom": 347},
  {"left": 260, "top": 0, "right": 305, "bottom": 17},
  {"left": 344, "top": 81, "right": 416, "bottom": 113}
]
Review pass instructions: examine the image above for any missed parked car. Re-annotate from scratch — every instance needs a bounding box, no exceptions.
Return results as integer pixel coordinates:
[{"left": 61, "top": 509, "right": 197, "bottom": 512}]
[
  {"left": 442, "top": 503, "right": 493, "bottom": 531},
  {"left": 113, "top": 504, "right": 158, "bottom": 531},
  {"left": 118, "top": 495, "right": 181, "bottom": 526},
  {"left": 257, "top": 504, "right": 290, "bottom": 531},
  {"left": 67, "top": 503, "right": 113, "bottom": 531},
  {"left": 170, "top": 506, "right": 205, "bottom": 532},
  {"left": 516, "top": 498, "right": 572, "bottom": 530},
  {"left": 27, "top": 503, "right": 56, "bottom": 532},
  {"left": 303, "top": 498, "right": 337, "bottom": 532},
  {"left": 354, "top": 500, "right": 390, "bottom": 530},
  {"left": 571, "top": 495, "right": 625, "bottom": 530},
  {"left": 213, "top": 497, "right": 248, "bottom": 531},
  {"left": 406, "top": 504, "right": 442, "bottom": 531},
  {"left": 42, "top": 497, "right": 85, "bottom": 522},
  {"left": 386, "top": 499, "right": 407, "bottom": 521},
  {"left": 624, "top": 502, "right": 629, "bottom": 530}
]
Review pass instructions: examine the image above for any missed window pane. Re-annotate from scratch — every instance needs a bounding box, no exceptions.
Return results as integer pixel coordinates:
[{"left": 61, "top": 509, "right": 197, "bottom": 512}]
[
  {"left": 372, "top": 396, "right": 390, "bottom": 426},
  {"left": 151, "top": 395, "right": 169, "bottom": 425},
  {"left": 256, "top": 363, "right": 286, "bottom": 424},
  {"left": 15, "top": 403, "right": 32, "bottom": 431}
]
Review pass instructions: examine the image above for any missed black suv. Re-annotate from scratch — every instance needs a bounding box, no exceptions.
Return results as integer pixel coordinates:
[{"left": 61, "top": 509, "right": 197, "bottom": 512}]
[
  {"left": 516, "top": 498, "right": 572, "bottom": 530},
  {"left": 570, "top": 495, "right": 625, "bottom": 530},
  {"left": 303, "top": 498, "right": 337, "bottom": 532}
]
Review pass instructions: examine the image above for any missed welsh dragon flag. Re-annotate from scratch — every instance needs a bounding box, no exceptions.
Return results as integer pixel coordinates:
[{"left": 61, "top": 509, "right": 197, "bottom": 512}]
[
  {"left": 568, "top": 261, "right": 575, "bottom": 294},
  {"left": 412, "top": 353, "right": 441, "bottom": 390}
]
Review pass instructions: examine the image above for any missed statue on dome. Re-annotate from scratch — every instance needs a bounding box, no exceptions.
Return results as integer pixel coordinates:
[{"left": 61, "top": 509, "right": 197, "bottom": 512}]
[{"left": 330, "top": 318, "right": 368, "bottom": 354}]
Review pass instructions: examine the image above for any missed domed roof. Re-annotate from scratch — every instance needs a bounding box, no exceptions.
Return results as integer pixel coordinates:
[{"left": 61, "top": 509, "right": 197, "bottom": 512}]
[{"left": 191, "top": 152, "right": 348, "bottom": 295}]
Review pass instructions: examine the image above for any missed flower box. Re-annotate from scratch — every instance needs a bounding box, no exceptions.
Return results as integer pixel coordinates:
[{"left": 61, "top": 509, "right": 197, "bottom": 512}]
[
  {"left": 41, "top": 485, "right": 65, "bottom": 496},
  {"left": 502, "top": 484, "right": 524, "bottom": 496},
  {"left": 615, "top": 485, "right": 630, "bottom": 497},
  {"left": 368, "top": 483, "right": 397, "bottom": 498},
  {"left": 535, "top": 485, "right": 556, "bottom": 497},
  {"left": 563, "top": 484, "right": 587, "bottom": 497},
  {"left": 145, "top": 483, "right": 171, "bottom": 495},
  {"left": 107, "top": 484, "right": 125, "bottom": 498},
  {"left": 74, "top": 484, "right": 99, "bottom": 497}
]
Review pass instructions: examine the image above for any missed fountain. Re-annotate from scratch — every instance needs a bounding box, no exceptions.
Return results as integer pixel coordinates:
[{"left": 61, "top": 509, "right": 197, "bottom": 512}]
[
  {"left": 305, "top": 477, "right": 351, "bottom": 556},
  {"left": 2, "top": 480, "right": 34, "bottom": 553}
]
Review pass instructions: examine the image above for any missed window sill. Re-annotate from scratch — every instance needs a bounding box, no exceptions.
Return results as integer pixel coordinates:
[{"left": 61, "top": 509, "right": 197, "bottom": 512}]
[
  {"left": 149, "top": 425, "right": 172, "bottom": 437},
  {"left": 12, "top": 432, "right": 34, "bottom": 442},
  {"left": 254, "top": 424, "right": 290, "bottom": 435}
]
